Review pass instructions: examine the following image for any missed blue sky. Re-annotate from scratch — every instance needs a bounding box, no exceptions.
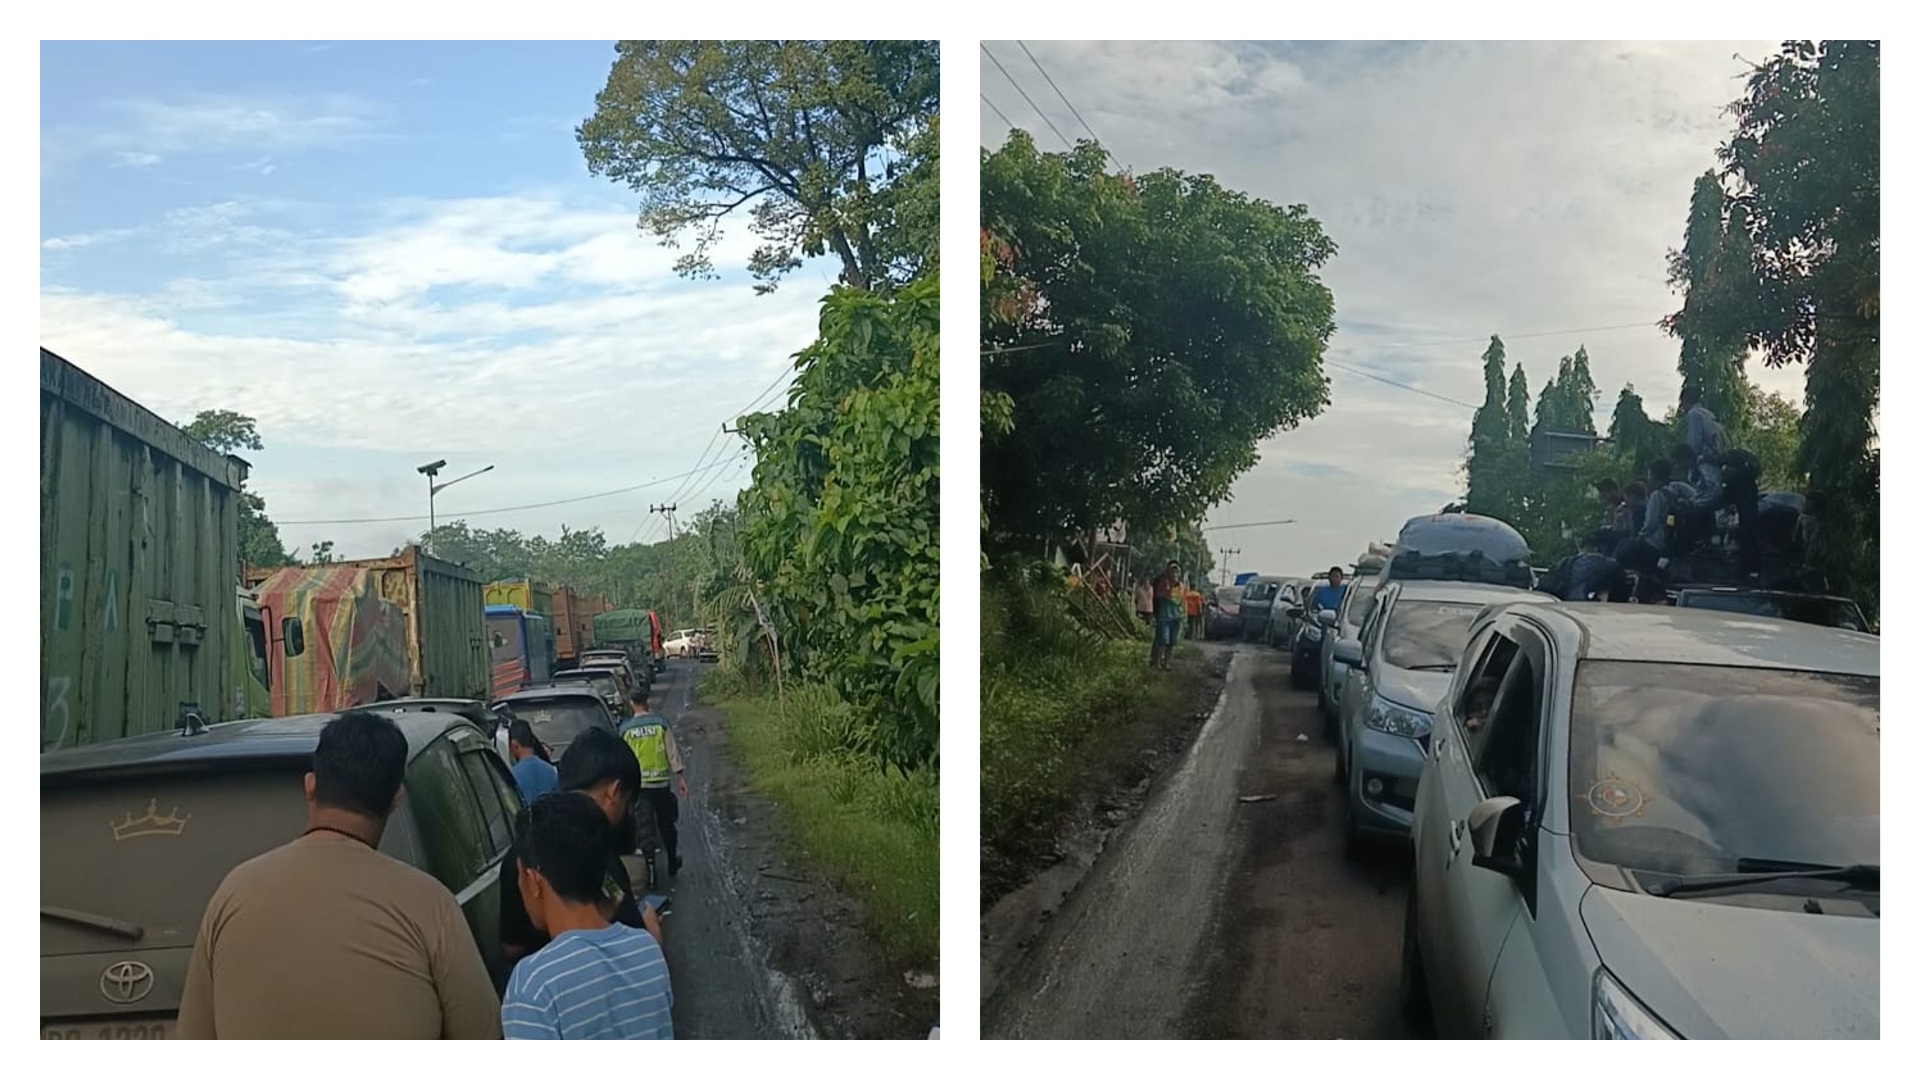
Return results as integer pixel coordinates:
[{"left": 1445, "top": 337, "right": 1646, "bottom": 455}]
[
  {"left": 983, "top": 40, "right": 1804, "bottom": 577},
  {"left": 42, "top": 41, "right": 830, "bottom": 558}
]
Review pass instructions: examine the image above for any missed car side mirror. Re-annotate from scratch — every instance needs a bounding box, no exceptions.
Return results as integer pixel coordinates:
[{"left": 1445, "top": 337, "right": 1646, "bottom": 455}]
[
  {"left": 1468, "top": 795, "right": 1526, "bottom": 876},
  {"left": 1332, "top": 638, "right": 1365, "bottom": 669},
  {"left": 1316, "top": 608, "right": 1338, "bottom": 628}
]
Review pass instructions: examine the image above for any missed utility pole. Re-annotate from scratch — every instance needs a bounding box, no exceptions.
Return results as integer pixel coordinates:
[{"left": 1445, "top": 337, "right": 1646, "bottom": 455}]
[
  {"left": 650, "top": 503, "right": 679, "bottom": 541},
  {"left": 1218, "top": 547, "right": 1240, "bottom": 581}
]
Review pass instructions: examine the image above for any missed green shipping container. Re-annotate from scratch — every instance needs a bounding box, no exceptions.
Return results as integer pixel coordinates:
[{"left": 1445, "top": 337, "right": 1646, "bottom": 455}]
[
  {"left": 324, "top": 547, "right": 490, "bottom": 700},
  {"left": 41, "top": 348, "right": 251, "bottom": 750}
]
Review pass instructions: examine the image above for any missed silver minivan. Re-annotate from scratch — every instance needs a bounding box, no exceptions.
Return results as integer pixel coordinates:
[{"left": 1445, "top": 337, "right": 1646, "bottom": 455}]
[
  {"left": 1404, "top": 603, "right": 1879, "bottom": 1038},
  {"left": 1333, "top": 579, "right": 1553, "bottom": 854}
]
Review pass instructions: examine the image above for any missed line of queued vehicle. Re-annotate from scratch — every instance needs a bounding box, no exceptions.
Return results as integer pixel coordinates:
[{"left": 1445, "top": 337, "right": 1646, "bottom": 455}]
[
  {"left": 40, "top": 621, "right": 717, "bottom": 1039},
  {"left": 1234, "top": 512, "right": 1879, "bottom": 1039}
]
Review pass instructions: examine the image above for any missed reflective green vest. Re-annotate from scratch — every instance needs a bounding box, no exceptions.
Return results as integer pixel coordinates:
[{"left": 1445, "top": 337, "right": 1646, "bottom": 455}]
[{"left": 619, "top": 716, "right": 672, "bottom": 786}]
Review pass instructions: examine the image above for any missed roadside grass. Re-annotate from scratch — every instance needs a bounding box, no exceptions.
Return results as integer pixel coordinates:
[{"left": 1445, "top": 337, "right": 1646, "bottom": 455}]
[
  {"left": 701, "top": 677, "right": 939, "bottom": 969},
  {"left": 981, "top": 574, "right": 1215, "bottom": 906}
]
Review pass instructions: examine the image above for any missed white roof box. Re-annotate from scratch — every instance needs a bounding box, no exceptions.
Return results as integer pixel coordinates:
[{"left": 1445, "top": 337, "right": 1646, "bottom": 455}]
[{"left": 1381, "top": 512, "right": 1532, "bottom": 588}]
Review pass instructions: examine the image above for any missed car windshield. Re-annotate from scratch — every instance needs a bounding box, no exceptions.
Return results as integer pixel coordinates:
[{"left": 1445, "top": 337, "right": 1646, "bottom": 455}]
[
  {"left": 1678, "top": 593, "right": 1869, "bottom": 633},
  {"left": 507, "top": 699, "right": 608, "bottom": 754},
  {"left": 1380, "top": 601, "right": 1483, "bottom": 670},
  {"left": 42, "top": 769, "right": 309, "bottom": 956},
  {"left": 1244, "top": 582, "right": 1276, "bottom": 601},
  {"left": 558, "top": 672, "right": 614, "bottom": 692},
  {"left": 1567, "top": 661, "right": 1879, "bottom": 881}
]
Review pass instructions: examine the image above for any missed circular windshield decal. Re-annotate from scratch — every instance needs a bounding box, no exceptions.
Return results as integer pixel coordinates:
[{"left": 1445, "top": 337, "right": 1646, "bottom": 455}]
[{"left": 1585, "top": 775, "right": 1651, "bottom": 820}]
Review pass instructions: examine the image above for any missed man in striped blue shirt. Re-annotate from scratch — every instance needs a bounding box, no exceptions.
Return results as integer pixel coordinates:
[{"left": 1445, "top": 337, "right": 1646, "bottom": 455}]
[{"left": 501, "top": 792, "right": 674, "bottom": 1039}]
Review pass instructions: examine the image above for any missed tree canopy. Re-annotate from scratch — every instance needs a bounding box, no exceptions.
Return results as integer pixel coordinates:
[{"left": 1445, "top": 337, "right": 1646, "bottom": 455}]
[
  {"left": 980, "top": 131, "right": 1338, "bottom": 553},
  {"left": 579, "top": 39, "right": 939, "bottom": 293},
  {"left": 180, "top": 409, "right": 292, "bottom": 569}
]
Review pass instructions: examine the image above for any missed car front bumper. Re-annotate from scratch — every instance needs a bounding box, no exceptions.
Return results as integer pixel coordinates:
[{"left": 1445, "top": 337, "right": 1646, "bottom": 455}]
[{"left": 1348, "top": 724, "right": 1425, "bottom": 839}]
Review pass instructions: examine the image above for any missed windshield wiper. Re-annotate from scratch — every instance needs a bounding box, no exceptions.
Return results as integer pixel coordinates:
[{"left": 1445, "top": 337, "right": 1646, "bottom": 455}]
[
  {"left": 1645, "top": 860, "right": 1879, "bottom": 898},
  {"left": 1404, "top": 663, "right": 1456, "bottom": 672},
  {"left": 41, "top": 905, "right": 146, "bottom": 941}
]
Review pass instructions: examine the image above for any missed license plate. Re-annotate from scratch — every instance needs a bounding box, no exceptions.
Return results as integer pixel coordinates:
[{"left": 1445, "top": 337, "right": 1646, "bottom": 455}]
[{"left": 42, "top": 1021, "right": 172, "bottom": 1039}]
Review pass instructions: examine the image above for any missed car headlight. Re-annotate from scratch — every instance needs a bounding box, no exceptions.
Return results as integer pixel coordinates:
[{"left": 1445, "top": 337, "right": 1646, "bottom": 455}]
[
  {"left": 1591, "top": 969, "right": 1677, "bottom": 1039},
  {"left": 1365, "top": 697, "right": 1432, "bottom": 739}
]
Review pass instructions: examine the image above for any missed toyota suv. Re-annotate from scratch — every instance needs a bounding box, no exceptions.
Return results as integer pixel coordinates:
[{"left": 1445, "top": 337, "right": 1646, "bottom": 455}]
[{"left": 41, "top": 707, "right": 522, "bottom": 1039}]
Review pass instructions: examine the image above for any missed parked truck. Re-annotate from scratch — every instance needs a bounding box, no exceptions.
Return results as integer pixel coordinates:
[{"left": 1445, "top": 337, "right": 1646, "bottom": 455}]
[
  {"left": 259, "top": 547, "right": 490, "bottom": 700},
  {"left": 41, "top": 348, "right": 269, "bottom": 751},
  {"left": 483, "top": 579, "right": 553, "bottom": 618},
  {"left": 549, "top": 585, "right": 601, "bottom": 668},
  {"left": 593, "top": 607, "right": 665, "bottom": 673},
  {"left": 252, "top": 565, "right": 412, "bottom": 715},
  {"left": 486, "top": 603, "right": 554, "bottom": 697}
]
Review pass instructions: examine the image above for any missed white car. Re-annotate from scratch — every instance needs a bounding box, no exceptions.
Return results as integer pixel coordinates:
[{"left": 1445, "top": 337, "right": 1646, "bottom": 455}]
[
  {"left": 663, "top": 629, "right": 700, "bottom": 659},
  {"left": 1333, "top": 579, "right": 1555, "bottom": 854},
  {"left": 1404, "top": 603, "right": 1879, "bottom": 1038}
]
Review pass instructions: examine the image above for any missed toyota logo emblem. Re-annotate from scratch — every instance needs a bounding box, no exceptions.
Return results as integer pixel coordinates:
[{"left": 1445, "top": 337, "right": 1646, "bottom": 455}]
[{"left": 100, "top": 960, "right": 155, "bottom": 1004}]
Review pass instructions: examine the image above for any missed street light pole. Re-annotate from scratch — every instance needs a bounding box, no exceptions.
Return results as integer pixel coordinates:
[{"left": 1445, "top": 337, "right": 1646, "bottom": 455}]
[{"left": 417, "top": 460, "right": 494, "bottom": 555}]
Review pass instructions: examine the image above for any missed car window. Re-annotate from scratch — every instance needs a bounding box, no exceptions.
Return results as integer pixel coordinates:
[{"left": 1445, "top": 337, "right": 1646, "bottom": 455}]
[
  {"left": 1343, "top": 578, "right": 1378, "bottom": 631},
  {"left": 456, "top": 747, "right": 515, "bottom": 857},
  {"left": 1382, "top": 601, "right": 1485, "bottom": 672},
  {"left": 1358, "top": 586, "right": 1391, "bottom": 651},
  {"left": 406, "top": 737, "right": 491, "bottom": 892},
  {"left": 1460, "top": 630, "right": 1522, "bottom": 760},
  {"left": 1566, "top": 661, "right": 1878, "bottom": 880},
  {"left": 1472, "top": 645, "right": 1543, "bottom": 804},
  {"left": 42, "top": 768, "right": 309, "bottom": 957},
  {"left": 508, "top": 698, "right": 611, "bottom": 756}
]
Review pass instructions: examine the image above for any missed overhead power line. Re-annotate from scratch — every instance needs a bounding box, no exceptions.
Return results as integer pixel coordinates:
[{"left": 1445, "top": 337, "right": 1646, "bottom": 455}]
[
  {"left": 1017, "top": 40, "right": 1124, "bottom": 171},
  {"left": 981, "top": 43, "right": 1076, "bottom": 151},
  {"left": 280, "top": 462, "right": 726, "bottom": 527},
  {"left": 1324, "top": 359, "right": 1482, "bottom": 410},
  {"left": 981, "top": 92, "right": 1015, "bottom": 130},
  {"left": 1203, "top": 518, "right": 1300, "bottom": 532}
]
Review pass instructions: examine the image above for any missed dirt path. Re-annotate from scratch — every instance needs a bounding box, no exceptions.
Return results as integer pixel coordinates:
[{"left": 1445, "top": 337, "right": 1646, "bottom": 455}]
[
  {"left": 1185, "top": 649, "right": 1416, "bottom": 1039},
  {"left": 983, "top": 644, "right": 1419, "bottom": 1040},
  {"left": 640, "top": 663, "right": 935, "bottom": 1039}
]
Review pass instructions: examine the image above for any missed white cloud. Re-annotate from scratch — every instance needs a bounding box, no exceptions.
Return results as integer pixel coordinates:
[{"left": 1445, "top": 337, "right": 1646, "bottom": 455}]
[
  {"left": 983, "top": 40, "right": 1810, "bottom": 576},
  {"left": 40, "top": 191, "right": 826, "bottom": 557},
  {"left": 46, "top": 93, "right": 387, "bottom": 172}
]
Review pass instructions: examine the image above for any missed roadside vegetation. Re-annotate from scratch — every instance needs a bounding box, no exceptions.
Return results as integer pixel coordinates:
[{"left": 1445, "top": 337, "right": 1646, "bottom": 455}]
[
  {"left": 978, "top": 130, "right": 1338, "bottom": 905},
  {"left": 980, "top": 568, "right": 1221, "bottom": 907}
]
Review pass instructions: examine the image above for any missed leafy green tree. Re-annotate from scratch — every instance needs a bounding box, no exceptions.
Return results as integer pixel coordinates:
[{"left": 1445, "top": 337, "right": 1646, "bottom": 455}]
[
  {"left": 1664, "top": 171, "right": 1753, "bottom": 431},
  {"left": 578, "top": 39, "right": 939, "bottom": 293},
  {"left": 980, "top": 131, "right": 1338, "bottom": 554},
  {"left": 1532, "top": 349, "right": 1598, "bottom": 435},
  {"left": 180, "top": 409, "right": 292, "bottom": 569},
  {"left": 735, "top": 275, "right": 940, "bottom": 770},
  {"left": 1694, "top": 40, "right": 1879, "bottom": 613},
  {"left": 1606, "top": 385, "right": 1669, "bottom": 481},
  {"left": 1463, "top": 336, "right": 1511, "bottom": 515}
]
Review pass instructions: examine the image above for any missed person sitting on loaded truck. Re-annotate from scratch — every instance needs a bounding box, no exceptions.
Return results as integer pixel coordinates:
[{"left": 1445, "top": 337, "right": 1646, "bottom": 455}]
[{"left": 1612, "top": 461, "right": 1697, "bottom": 602}]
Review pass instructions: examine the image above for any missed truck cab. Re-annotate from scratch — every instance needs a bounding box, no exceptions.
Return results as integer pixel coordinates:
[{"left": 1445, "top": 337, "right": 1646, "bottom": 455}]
[{"left": 486, "top": 604, "right": 554, "bottom": 698}]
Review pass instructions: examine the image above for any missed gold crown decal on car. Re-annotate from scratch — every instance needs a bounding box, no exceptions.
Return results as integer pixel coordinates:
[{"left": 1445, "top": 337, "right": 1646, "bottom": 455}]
[{"left": 110, "top": 798, "right": 191, "bottom": 841}]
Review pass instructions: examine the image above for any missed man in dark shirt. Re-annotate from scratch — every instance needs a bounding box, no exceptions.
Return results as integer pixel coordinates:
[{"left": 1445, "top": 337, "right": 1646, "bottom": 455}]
[{"left": 500, "top": 727, "right": 660, "bottom": 969}]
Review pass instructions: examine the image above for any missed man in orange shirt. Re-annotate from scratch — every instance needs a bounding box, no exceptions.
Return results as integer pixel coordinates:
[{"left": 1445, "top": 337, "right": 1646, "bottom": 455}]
[{"left": 1183, "top": 584, "right": 1203, "bottom": 639}]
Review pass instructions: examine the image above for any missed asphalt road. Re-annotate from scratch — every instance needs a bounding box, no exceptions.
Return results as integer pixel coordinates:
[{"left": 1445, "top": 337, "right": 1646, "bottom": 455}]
[
  {"left": 629, "top": 662, "right": 816, "bottom": 1039},
  {"left": 984, "top": 643, "right": 1418, "bottom": 1040}
]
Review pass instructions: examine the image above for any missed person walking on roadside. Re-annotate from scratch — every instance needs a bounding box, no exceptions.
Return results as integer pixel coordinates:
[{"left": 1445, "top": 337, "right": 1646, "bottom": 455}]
[
  {"left": 500, "top": 792, "right": 674, "bottom": 1040},
  {"left": 1149, "top": 561, "right": 1184, "bottom": 670},
  {"left": 1183, "top": 582, "right": 1203, "bottom": 640},
  {"left": 177, "top": 711, "right": 501, "bottom": 1039},
  {"left": 501, "top": 728, "right": 661, "bottom": 970},
  {"left": 507, "top": 718, "right": 558, "bottom": 803},
  {"left": 1133, "top": 575, "right": 1154, "bottom": 626},
  {"left": 619, "top": 688, "right": 689, "bottom": 879}
]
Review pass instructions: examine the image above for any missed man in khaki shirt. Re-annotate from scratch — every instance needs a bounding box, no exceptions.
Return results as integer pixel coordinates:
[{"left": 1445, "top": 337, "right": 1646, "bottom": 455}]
[{"left": 176, "top": 711, "right": 501, "bottom": 1039}]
